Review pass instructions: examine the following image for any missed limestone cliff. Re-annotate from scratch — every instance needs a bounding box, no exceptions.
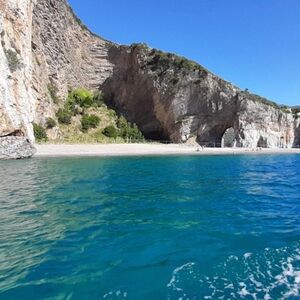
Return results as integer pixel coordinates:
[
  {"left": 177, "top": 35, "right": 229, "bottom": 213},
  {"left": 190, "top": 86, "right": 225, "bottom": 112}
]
[
  {"left": 32, "top": 0, "right": 113, "bottom": 129},
  {"left": 0, "top": 0, "right": 35, "bottom": 141},
  {"left": 0, "top": 0, "right": 299, "bottom": 156},
  {"left": 102, "top": 45, "right": 296, "bottom": 148},
  {"left": 294, "top": 117, "right": 300, "bottom": 148}
]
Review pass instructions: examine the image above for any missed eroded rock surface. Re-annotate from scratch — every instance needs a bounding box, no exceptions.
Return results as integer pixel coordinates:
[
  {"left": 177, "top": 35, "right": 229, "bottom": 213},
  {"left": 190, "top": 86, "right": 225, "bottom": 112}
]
[
  {"left": 0, "top": 136, "right": 36, "bottom": 159},
  {"left": 294, "top": 119, "right": 300, "bottom": 148},
  {"left": 32, "top": 0, "right": 114, "bottom": 126},
  {"left": 102, "top": 45, "right": 296, "bottom": 148},
  {"left": 0, "top": 0, "right": 36, "bottom": 140}
]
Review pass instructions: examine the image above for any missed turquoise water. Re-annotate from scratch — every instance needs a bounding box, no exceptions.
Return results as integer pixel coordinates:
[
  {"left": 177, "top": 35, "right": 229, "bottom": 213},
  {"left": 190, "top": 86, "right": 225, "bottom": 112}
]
[{"left": 0, "top": 155, "right": 300, "bottom": 300}]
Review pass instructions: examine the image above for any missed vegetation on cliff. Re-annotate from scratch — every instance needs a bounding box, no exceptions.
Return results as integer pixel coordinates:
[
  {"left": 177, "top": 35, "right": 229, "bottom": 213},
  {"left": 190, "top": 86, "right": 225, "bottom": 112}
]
[
  {"left": 81, "top": 114, "right": 101, "bottom": 132},
  {"left": 45, "top": 118, "right": 56, "bottom": 129},
  {"left": 132, "top": 43, "right": 208, "bottom": 76},
  {"left": 292, "top": 107, "right": 300, "bottom": 119},
  {"left": 47, "top": 83, "right": 59, "bottom": 104},
  {"left": 4, "top": 49, "right": 22, "bottom": 72},
  {"left": 34, "top": 88, "right": 144, "bottom": 143},
  {"left": 241, "top": 90, "right": 292, "bottom": 112},
  {"left": 33, "top": 123, "right": 47, "bottom": 142}
]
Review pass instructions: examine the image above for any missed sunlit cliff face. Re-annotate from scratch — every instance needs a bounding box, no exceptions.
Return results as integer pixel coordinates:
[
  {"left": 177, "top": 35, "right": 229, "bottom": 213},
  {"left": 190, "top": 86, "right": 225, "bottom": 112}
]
[{"left": 0, "top": 0, "right": 36, "bottom": 140}]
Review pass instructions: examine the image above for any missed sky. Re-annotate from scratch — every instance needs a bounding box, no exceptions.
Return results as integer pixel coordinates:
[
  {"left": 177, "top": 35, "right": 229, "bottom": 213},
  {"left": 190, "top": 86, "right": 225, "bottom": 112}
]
[{"left": 68, "top": 0, "right": 300, "bottom": 106}]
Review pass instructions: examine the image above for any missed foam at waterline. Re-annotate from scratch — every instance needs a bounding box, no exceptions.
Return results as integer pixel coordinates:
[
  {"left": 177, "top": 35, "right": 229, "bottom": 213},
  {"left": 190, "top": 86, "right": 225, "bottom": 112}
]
[{"left": 167, "top": 243, "right": 300, "bottom": 299}]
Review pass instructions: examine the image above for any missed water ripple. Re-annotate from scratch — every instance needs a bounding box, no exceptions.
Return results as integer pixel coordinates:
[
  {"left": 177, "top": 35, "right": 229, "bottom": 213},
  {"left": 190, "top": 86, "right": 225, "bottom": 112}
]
[{"left": 0, "top": 155, "right": 299, "bottom": 299}]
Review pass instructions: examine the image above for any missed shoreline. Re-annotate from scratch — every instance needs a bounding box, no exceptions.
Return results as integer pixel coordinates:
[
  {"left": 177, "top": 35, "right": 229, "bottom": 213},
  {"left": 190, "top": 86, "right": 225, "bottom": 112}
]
[{"left": 34, "top": 143, "right": 300, "bottom": 158}]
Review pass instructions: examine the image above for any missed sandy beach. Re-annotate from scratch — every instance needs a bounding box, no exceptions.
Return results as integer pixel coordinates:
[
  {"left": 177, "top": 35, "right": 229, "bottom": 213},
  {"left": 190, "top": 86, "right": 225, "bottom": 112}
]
[{"left": 34, "top": 143, "right": 300, "bottom": 157}]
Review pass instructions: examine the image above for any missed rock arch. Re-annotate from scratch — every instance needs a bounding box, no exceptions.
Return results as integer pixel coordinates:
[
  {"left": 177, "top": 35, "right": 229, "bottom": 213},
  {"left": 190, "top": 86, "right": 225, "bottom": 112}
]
[
  {"left": 293, "top": 125, "right": 300, "bottom": 148},
  {"left": 196, "top": 124, "right": 236, "bottom": 147},
  {"left": 257, "top": 136, "right": 268, "bottom": 148},
  {"left": 221, "top": 127, "right": 236, "bottom": 147}
]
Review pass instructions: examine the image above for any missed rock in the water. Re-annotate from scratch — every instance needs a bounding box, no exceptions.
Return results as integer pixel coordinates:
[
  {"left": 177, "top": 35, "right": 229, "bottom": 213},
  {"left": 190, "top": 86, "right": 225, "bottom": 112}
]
[{"left": 0, "top": 137, "right": 36, "bottom": 159}]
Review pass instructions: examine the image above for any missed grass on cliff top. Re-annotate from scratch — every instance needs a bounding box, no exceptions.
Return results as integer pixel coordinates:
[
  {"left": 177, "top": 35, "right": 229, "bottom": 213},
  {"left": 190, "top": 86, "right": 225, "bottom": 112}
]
[
  {"left": 241, "top": 90, "right": 293, "bottom": 113},
  {"left": 131, "top": 43, "right": 295, "bottom": 113},
  {"left": 131, "top": 43, "right": 208, "bottom": 74}
]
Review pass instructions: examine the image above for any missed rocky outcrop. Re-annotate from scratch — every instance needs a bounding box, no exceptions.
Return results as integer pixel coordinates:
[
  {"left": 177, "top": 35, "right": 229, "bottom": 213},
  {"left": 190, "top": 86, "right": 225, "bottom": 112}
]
[
  {"left": 294, "top": 119, "right": 300, "bottom": 148},
  {"left": 0, "top": 136, "right": 36, "bottom": 159},
  {"left": 0, "top": 0, "right": 36, "bottom": 140},
  {"left": 0, "top": 0, "right": 37, "bottom": 158},
  {"left": 31, "top": 0, "right": 113, "bottom": 127},
  {"left": 102, "top": 45, "right": 296, "bottom": 148}
]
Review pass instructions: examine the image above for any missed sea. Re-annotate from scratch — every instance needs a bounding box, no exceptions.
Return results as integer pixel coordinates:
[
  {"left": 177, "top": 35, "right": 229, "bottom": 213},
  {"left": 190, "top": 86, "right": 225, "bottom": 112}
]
[{"left": 0, "top": 154, "right": 299, "bottom": 299}]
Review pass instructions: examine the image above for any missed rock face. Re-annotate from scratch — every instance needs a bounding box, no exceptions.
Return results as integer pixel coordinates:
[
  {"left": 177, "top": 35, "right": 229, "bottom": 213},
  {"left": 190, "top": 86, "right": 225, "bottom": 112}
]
[
  {"left": 31, "top": 0, "right": 113, "bottom": 127},
  {"left": 0, "top": 0, "right": 36, "bottom": 140},
  {"left": 0, "top": 136, "right": 36, "bottom": 159},
  {"left": 102, "top": 45, "right": 296, "bottom": 148},
  {"left": 294, "top": 119, "right": 300, "bottom": 148},
  {"left": 0, "top": 0, "right": 37, "bottom": 158},
  {"left": 0, "top": 0, "right": 299, "bottom": 154}
]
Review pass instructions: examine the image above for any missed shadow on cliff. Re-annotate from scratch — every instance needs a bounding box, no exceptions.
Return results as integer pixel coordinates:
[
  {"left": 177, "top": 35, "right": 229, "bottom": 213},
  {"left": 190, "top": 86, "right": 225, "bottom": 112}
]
[{"left": 101, "top": 45, "right": 171, "bottom": 141}]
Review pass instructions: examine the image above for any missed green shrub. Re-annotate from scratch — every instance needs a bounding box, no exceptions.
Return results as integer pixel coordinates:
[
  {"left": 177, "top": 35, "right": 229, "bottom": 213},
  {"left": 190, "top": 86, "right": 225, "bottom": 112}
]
[
  {"left": 64, "top": 98, "right": 78, "bottom": 116},
  {"left": 65, "top": 89, "right": 105, "bottom": 115},
  {"left": 64, "top": 99, "right": 79, "bottom": 116},
  {"left": 124, "top": 123, "right": 144, "bottom": 141},
  {"left": 116, "top": 115, "right": 128, "bottom": 130},
  {"left": 45, "top": 117, "right": 57, "bottom": 129},
  {"left": 147, "top": 48, "right": 207, "bottom": 74},
  {"left": 246, "top": 93, "right": 280, "bottom": 109},
  {"left": 279, "top": 105, "right": 289, "bottom": 110},
  {"left": 33, "top": 123, "right": 47, "bottom": 142},
  {"left": 292, "top": 107, "right": 300, "bottom": 118},
  {"left": 56, "top": 108, "right": 72, "bottom": 124},
  {"left": 93, "top": 91, "right": 104, "bottom": 107},
  {"left": 5, "top": 49, "right": 21, "bottom": 72},
  {"left": 279, "top": 105, "right": 291, "bottom": 113},
  {"left": 116, "top": 116, "right": 144, "bottom": 141},
  {"left": 103, "top": 125, "right": 118, "bottom": 138},
  {"left": 68, "top": 88, "right": 94, "bottom": 108},
  {"left": 47, "top": 84, "right": 59, "bottom": 104},
  {"left": 108, "top": 109, "right": 117, "bottom": 118},
  {"left": 81, "top": 114, "right": 100, "bottom": 131}
]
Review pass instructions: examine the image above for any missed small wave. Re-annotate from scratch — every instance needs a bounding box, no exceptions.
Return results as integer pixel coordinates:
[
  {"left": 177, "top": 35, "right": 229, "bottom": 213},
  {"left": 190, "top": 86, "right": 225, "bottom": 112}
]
[
  {"left": 167, "top": 262, "right": 196, "bottom": 294},
  {"left": 167, "top": 244, "right": 300, "bottom": 299},
  {"left": 103, "top": 289, "right": 128, "bottom": 299}
]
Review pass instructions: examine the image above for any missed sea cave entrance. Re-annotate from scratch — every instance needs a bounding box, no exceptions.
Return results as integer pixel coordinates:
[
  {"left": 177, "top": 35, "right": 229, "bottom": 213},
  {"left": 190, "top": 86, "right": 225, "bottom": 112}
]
[
  {"left": 197, "top": 124, "right": 235, "bottom": 147},
  {"left": 221, "top": 127, "right": 236, "bottom": 148}
]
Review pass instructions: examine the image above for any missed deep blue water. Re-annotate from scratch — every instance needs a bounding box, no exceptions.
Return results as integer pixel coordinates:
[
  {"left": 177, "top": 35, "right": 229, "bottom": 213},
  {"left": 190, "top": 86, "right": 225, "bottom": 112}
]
[{"left": 0, "top": 154, "right": 300, "bottom": 300}]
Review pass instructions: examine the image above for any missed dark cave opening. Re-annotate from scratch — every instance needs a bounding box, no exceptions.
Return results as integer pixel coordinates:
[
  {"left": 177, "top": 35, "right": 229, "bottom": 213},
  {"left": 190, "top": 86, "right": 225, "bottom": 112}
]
[
  {"left": 2, "top": 130, "right": 24, "bottom": 137},
  {"left": 221, "top": 127, "right": 236, "bottom": 147},
  {"left": 257, "top": 136, "right": 268, "bottom": 148},
  {"left": 197, "top": 124, "right": 234, "bottom": 147},
  {"left": 143, "top": 130, "right": 170, "bottom": 142}
]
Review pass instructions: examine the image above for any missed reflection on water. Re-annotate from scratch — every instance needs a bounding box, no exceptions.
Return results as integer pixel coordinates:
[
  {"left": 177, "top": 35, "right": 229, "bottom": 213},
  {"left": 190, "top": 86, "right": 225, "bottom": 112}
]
[
  {"left": 0, "top": 155, "right": 299, "bottom": 299},
  {"left": 0, "top": 160, "right": 66, "bottom": 291}
]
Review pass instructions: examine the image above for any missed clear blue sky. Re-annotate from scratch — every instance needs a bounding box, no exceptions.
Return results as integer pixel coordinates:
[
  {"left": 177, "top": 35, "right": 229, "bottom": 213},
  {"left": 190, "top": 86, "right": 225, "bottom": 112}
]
[{"left": 69, "top": 0, "right": 300, "bottom": 106}]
